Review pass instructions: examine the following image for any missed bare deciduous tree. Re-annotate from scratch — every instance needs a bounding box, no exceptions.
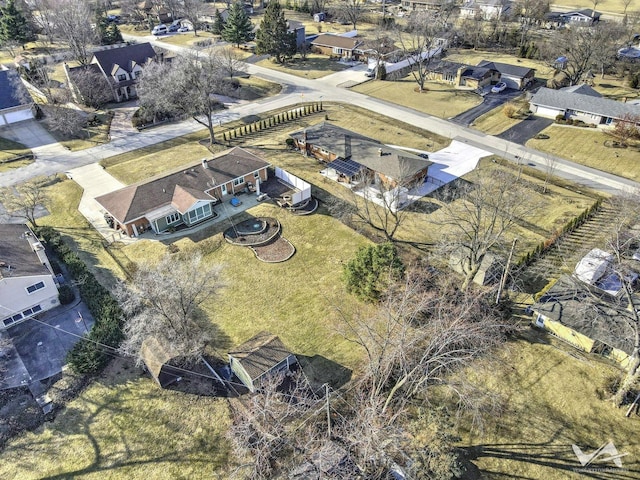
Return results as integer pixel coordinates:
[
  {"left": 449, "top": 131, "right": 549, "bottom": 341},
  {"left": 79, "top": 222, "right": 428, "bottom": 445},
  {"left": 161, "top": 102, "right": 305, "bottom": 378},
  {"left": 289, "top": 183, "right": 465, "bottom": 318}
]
[
  {"left": 332, "top": 0, "right": 364, "bottom": 30},
  {"left": 50, "top": 0, "right": 97, "bottom": 66},
  {"left": 435, "top": 169, "right": 533, "bottom": 289},
  {"left": 181, "top": 0, "right": 204, "bottom": 36},
  {"left": 69, "top": 66, "right": 113, "bottom": 108},
  {"left": 42, "top": 104, "right": 87, "bottom": 138},
  {"left": 0, "top": 180, "right": 48, "bottom": 228},
  {"left": 542, "top": 154, "right": 557, "bottom": 194},
  {"left": 116, "top": 253, "right": 223, "bottom": 363},
  {"left": 611, "top": 114, "right": 640, "bottom": 146},
  {"left": 216, "top": 45, "right": 246, "bottom": 78},
  {"left": 514, "top": 0, "right": 549, "bottom": 46},
  {"left": 397, "top": 8, "right": 452, "bottom": 92},
  {"left": 137, "top": 51, "right": 231, "bottom": 145}
]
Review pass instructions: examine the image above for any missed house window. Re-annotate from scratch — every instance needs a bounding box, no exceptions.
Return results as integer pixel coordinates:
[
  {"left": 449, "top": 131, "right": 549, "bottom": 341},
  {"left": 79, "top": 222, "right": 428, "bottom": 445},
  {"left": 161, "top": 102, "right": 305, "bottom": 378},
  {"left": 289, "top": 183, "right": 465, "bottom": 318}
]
[
  {"left": 135, "top": 70, "right": 142, "bottom": 78},
  {"left": 118, "top": 74, "right": 127, "bottom": 81},
  {"left": 333, "top": 47, "right": 343, "bottom": 54},
  {"left": 165, "top": 212, "right": 181, "bottom": 225},
  {"left": 233, "top": 177, "right": 245, "bottom": 187},
  {"left": 187, "top": 203, "right": 212, "bottom": 223},
  {"left": 221, "top": 184, "right": 227, "bottom": 195},
  {"left": 26, "top": 281, "right": 45, "bottom": 294},
  {"left": 3, "top": 313, "right": 24, "bottom": 327},
  {"left": 22, "top": 304, "right": 42, "bottom": 317},
  {"left": 253, "top": 171, "right": 260, "bottom": 179}
]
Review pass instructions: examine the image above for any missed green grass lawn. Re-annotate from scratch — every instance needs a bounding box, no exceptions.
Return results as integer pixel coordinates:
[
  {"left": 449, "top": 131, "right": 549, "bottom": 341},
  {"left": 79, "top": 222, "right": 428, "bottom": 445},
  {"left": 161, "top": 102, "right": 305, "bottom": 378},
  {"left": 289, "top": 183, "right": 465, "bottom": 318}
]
[
  {"left": 255, "top": 53, "right": 351, "bottom": 79},
  {"left": 459, "top": 330, "right": 640, "bottom": 479},
  {"left": 351, "top": 77, "right": 482, "bottom": 119},
  {"left": 0, "top": 137, "right": 33, "bottom": 172},
  {"left": 526, "top": 125, "right": 640, "bottom": 182},
  {"left": 0, "top": 361, "right": 233, "bottom": 480}
]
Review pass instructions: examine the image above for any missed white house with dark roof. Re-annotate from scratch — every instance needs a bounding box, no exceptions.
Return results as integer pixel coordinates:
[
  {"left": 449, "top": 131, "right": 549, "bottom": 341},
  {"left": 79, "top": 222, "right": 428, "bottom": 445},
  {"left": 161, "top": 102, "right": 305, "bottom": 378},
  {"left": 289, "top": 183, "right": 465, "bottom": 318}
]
[
  {"left": 0, "top": 68, "right": 34, "bottom": 126},
  {"left": 0, "top": 224, "right": 60, "bottom": 329},
  {"left": 66, "top": 43, "right": 157, "bottom": 103},
  {"left": 476, "top": 60, "right": 535, "bottom": 90},
  {"left": 529, "top": 86, "right": 640, "bottom": 126},
  {"left": 96, "top": 147, "right": 270, "bottom": 237}
]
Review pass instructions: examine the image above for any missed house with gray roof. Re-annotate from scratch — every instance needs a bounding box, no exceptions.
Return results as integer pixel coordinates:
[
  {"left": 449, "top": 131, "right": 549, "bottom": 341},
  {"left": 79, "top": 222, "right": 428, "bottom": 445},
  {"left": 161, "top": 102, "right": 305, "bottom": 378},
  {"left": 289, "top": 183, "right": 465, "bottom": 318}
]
[
  {"left": 66, "top": 43, "right": 157, "bottom": 103},
  {"left": 529, "top": 86, "right": 640, "bottom": 127},
  {"left": 476, "top": 60, "right": 535, "bottom": 89},
  {"left": 228, "top": 331, "right": 297, "bottom": 393},
  {"left": 0, "top": 68, "right": 34, "bottom": 126},
  {"left": 311, "top": 34, "right": 363, "bottom": 60},
  {"left": 0, "top": 224, "right": 60, "bottom": 329},
  {"left": 289, "top": 123, "right": 432, "bottom": 190},
  {"left": 427, "top": 60, "right": 500, "bottom": 90},
  {"left": 96, "top": 147, "right": 269, "bottom": 237}
]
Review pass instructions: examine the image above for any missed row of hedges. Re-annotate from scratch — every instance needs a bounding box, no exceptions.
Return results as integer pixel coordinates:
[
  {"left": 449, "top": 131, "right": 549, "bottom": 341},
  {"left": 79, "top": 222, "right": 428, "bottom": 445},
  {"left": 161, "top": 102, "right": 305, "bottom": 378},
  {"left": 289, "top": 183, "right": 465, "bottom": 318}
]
[
  {"left": 517, "top": 197, "right": 604, "bottom": 268},
  {"left": 219, "top": 102, "right": 323, "bottom": 143},
  {"left": 554, "top": 115, "right": 597, "bottom": 128},
  {"left": 36, "top": 226, "right": 124, "bottom": 374}
]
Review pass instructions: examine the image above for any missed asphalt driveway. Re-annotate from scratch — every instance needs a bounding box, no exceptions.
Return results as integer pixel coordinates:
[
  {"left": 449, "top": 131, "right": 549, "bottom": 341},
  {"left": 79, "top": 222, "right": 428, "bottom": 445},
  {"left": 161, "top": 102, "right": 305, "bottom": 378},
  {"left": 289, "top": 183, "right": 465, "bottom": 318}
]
[
  {"left": 497, "top": 116, "right": 554, "bottom": 145},
  {"left": 0, "top": 300, "right": 94, "bottom": 390},
  {"left": 451, "top": 89, "right": 523, "bottom": 126}
]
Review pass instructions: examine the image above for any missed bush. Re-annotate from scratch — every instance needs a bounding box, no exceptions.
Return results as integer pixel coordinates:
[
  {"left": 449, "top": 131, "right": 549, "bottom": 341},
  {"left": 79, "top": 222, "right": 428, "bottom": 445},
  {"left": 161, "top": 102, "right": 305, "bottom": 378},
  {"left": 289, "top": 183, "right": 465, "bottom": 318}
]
[
  {"left": 343, "top": 242, "right": 404, "bottom": 302},
  {"left": 58, "top": 284, "right": 75, "bottom": 305}
]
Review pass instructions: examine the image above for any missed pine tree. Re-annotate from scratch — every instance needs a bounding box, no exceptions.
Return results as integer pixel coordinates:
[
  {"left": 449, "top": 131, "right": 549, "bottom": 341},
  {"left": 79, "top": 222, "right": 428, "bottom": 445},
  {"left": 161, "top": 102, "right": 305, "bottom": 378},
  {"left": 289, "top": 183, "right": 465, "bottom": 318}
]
[
  {"left": 0, "top": 0, "right": 34, "bottom": 47},
  {"left": 222, "top": 1, "right": 252, "bottom": 47},
  {"left": 255, "top": 0, "right": 296, "bottom": 64},
  {"left": 96, "top": 14, "right": 123, "bottom": 45},
  {"left": 212, "top": 9, "right": 225, "bottom": 35}
]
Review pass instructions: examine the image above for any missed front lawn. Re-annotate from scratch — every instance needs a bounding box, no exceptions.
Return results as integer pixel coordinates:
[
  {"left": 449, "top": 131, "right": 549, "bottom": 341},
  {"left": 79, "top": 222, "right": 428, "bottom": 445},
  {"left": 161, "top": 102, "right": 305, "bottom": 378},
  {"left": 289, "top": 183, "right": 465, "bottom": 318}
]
[
  {"left": 45, "top": 111, "right": 113, "bottom": 152},
  {"left": 255, "top": 53, "right": 351, "bottom": 79},
  {"left": 351, "top": 77, "right": 482, "bottom": 119},
  {"left": 471, "top": 96, "right": 529, "bottom": 134},
  {"left": 526, "top": 125, "right": 640, "bottom": 182},
  {"left": 0, "top": 138, "right": 33, "bottom": 172}
]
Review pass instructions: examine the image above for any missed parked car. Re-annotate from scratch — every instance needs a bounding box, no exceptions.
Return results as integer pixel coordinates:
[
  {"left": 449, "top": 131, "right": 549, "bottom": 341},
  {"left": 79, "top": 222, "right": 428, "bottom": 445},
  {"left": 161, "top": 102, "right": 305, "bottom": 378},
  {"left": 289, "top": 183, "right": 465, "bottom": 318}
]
[
  {"left": 491, "top": 82, "right": 507, "bottom": 93},
  {"left": 152, "top": 24, "right": 167, "bottom": 35},
  {"left": 178, "top": 26, "right": 189, "bottom": 32},
  {"left": 168, "top": 23, "right": 180, "bottom": 32}
]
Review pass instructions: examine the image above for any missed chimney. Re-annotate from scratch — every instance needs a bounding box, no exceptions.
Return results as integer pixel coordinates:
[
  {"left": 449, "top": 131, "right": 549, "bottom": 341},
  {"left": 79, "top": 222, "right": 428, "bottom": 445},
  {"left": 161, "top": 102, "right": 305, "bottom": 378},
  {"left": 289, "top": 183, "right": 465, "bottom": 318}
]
[
  {"left": 202, "top": 158, "right": 209, "bottom": 169},
  {"left": 345, "top": 135, "right": 351, "bottom": 159}
]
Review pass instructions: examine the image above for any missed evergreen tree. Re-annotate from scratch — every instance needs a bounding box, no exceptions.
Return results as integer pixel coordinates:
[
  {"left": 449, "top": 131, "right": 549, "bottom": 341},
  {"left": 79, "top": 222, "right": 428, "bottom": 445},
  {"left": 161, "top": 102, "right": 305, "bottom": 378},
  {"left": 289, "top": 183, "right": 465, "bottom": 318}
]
[
  {"left": 96, "top": 14, "right": 123, "bottom": 45},
  {"left": 0, "top": 0, "right": 34, "bottom": 47},
  {"left": 221, "top": 1, "right": 252, "bottom": 47},
  {"left": 212, "top": 9, "right": 225, "bottom": 35},
  {"left": 255, "top": 0, "right": 296, "bottom": 64}
]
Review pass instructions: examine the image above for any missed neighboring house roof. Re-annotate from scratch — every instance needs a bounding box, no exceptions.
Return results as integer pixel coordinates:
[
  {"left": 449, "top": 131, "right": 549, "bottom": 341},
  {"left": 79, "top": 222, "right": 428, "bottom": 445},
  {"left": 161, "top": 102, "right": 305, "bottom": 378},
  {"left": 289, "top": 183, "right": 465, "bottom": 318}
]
[
  {"left": 287, "top": 19, "right": 304, "bottom": 31},
  {"left": 561, "top": 9, "right": 600, "bottom": 20},
  {"left": 311, "top": 34, "right": 363, "bottom": 51},
  {"left": 532, "top": 275, "right": 634, "bottom": 354},
  {"left": 229, "top": 332, "right": 293, "bottom": 383},
  {"left": 92, "top": 43, "right": 157, "bottom": 77},
  {"left": 531, "top": 87, "right": 640, "bottom": 120},
  {"left": 560, "top": 84, "right": 601, "bottom": 97},
  {"left": 290, "top": 123, "right": 431, "bottom": 180},
  {"left": 96, "top": 147, "right": 269, "bottom": 223},
  {"left": 477, "top": 60, "right": 534, "bottom": 79},
  {"left": 0, "top": 224, "right": 50, "bottom": 278},
  {"left": 574, "top": 248, "right": 613, "bottom": 285},
  {"left": 0, "top": 69, "right": 32, "bottom": 110}
]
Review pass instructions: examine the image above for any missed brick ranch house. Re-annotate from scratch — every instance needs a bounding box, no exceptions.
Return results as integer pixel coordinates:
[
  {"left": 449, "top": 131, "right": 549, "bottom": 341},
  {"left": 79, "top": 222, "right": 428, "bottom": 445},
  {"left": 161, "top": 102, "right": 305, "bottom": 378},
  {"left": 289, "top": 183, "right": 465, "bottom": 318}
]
[
  {"left": 96, "top": 147, "right": 269, "bottom": 237},
  {"left": 310, "top": 34, "right": 364, "bottom": 60}
]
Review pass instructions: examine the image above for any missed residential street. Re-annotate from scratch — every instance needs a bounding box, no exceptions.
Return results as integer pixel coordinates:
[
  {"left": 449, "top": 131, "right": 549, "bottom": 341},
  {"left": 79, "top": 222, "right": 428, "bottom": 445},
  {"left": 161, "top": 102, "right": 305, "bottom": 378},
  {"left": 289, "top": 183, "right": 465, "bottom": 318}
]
[{"left": 0, "top": 34, "right": 638, "bottom": 197}]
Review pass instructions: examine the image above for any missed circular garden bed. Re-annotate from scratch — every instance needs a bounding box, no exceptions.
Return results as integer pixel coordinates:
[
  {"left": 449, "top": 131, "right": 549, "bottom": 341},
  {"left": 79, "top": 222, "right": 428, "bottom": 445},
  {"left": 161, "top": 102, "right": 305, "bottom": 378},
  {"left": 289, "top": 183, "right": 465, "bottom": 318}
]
[{"left": 224, "top": 217, "right": 280, "bottom": 246}]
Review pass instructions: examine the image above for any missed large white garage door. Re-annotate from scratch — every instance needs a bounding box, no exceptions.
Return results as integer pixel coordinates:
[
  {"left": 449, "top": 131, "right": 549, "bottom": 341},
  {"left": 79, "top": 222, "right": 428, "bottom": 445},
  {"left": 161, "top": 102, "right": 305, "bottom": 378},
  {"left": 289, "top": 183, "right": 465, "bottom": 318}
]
[
  {"left": 2, "top": 108, "right": 34, "bottom": 125},
  {"left": 535, "top": 106, "right": 562, "bottom": 119},
  {"left": 500, "top": 75, "right": 520, "bottom": 90}
]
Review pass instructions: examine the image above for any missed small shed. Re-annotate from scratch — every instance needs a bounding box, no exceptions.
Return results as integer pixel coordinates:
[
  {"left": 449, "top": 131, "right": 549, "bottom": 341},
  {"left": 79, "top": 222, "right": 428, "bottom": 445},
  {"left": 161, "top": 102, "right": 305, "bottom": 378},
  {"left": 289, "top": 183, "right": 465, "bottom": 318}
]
[
  {"left": 140, "top": 336, "right": 182, "bottom": 388},
  {"left": 228, "top": 331, "right": 297, "bottom": 392}
]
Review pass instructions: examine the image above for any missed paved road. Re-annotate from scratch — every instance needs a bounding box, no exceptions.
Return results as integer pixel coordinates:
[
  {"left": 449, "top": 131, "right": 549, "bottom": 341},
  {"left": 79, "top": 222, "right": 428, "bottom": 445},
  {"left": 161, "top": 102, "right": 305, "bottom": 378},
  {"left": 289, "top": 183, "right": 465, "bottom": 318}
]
[{"left": 1, "top": 34, "right": 638, "bottom": 198}]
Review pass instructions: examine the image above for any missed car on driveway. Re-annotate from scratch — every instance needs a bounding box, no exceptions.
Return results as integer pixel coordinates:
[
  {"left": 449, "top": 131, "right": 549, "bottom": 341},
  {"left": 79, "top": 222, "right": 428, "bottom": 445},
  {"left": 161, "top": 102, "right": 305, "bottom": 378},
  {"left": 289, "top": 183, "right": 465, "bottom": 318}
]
[
  {"left": 178, "top": 26, "right": 190, "bottom": 32},
  {"left": 168, "top": 23, "right": 180, "bottom": 32},
  {"left": 491, "top": 82, "right": 507, "bottom": 93}
]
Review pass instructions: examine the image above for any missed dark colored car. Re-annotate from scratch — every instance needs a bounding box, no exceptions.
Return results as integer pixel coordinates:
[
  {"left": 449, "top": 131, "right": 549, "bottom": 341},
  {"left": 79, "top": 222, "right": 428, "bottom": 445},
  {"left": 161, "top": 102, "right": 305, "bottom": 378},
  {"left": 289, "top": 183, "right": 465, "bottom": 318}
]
[{"left": 168, "top": 24, "right": 180, "bottom": 32}]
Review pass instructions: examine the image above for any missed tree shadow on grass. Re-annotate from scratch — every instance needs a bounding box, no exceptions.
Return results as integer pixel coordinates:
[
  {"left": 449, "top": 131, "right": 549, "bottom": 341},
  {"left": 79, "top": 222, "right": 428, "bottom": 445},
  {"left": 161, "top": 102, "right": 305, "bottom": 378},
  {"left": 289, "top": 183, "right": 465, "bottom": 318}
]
[{"left": 297, "top": 354, "right": 352, "bottom": 392}]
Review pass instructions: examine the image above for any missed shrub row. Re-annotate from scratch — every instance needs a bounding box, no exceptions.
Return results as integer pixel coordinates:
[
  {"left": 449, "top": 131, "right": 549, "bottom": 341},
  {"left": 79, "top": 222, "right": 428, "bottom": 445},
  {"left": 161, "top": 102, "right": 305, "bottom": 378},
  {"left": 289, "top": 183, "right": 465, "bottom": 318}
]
[
  {"left": 517, "top": 198, "right": 603, "bottom": 268},
  {"left": 220, "top": 102, "right": 323, "bottom": 142},
  {"left": 554, "top": 115, "right": 597, "bottom": 128},
  {"left": 36, "top": 226, "right": 124, "bottom": 373}
]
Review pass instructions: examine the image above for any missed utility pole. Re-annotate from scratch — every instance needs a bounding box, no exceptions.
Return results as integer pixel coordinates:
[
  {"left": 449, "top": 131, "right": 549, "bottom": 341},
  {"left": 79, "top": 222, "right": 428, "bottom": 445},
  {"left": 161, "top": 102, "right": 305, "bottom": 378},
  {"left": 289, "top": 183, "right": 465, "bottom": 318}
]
[
  {"left": 325, "top": 383, "right": 331, "bottom": 438},
  {"left": 496, "top": 238, "right": 518, "bottom": 304}
]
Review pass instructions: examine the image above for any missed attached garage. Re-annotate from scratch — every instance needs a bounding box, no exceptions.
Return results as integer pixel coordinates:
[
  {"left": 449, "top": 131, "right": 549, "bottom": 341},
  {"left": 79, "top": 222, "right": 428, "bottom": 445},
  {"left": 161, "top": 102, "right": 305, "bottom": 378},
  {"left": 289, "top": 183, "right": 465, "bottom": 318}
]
[
  {"left": 533, "top": 105, "right": 563, "bottom": 119},
  {"left": 499, "top": 75, "right": 521, "bottom": 90},
  {"left": 0, "top": 69, "right": 35, "bottom": 126}
]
